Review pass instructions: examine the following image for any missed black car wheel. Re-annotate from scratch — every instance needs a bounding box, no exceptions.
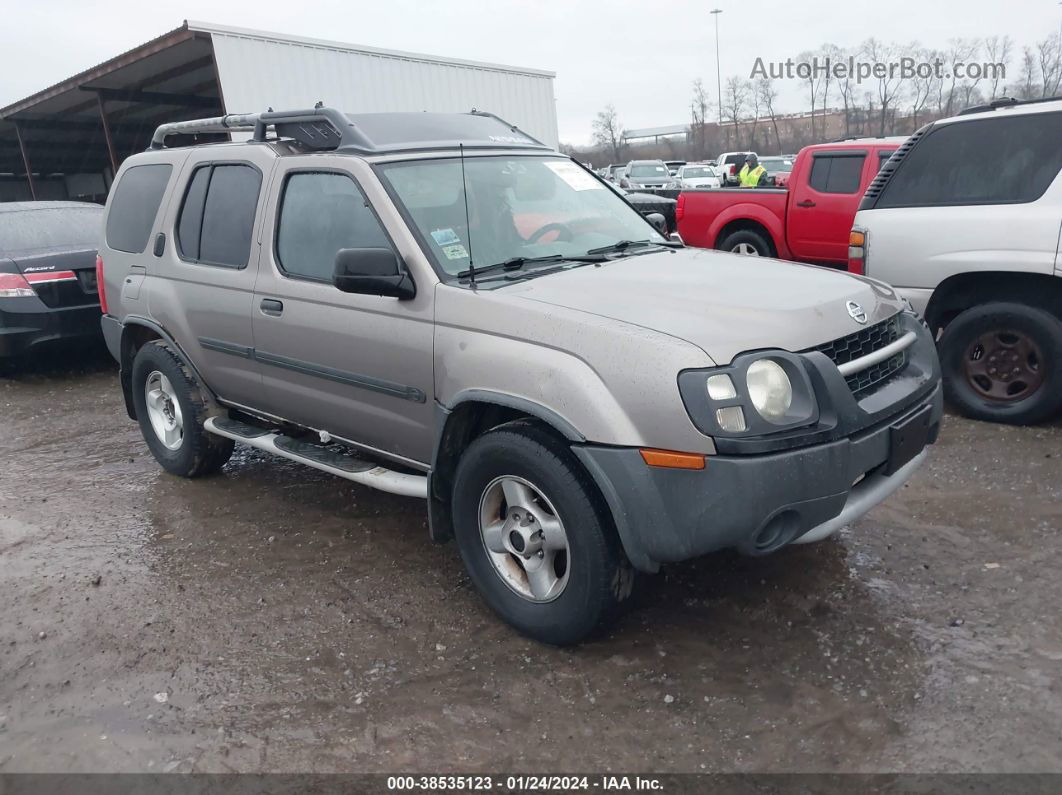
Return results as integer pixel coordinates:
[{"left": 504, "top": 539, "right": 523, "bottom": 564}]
[{"left": 939, "top": 302, "right": 1062, "bottom": 425}]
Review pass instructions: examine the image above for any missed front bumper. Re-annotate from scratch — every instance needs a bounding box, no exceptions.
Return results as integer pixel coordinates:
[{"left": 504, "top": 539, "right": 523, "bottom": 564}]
[
  {"left": 0, "top": 299, "right": 102, "bottom": 358},
  {"left": 575, "top": 383, "right": 941, "bottom": 572},
  {"left": 574, "top": 311, "right": 944, "bottom": 574}
]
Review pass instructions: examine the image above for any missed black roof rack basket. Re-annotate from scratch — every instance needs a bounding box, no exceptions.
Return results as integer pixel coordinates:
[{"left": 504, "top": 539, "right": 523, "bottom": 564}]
[{"left": 148, "top": 106, "right": 547, "bottom": 154}]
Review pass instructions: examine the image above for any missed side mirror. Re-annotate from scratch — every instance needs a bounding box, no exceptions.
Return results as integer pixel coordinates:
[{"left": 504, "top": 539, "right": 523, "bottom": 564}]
[
  {"left": 645, "top": 212, "right": 667, "bottom": 235},
  {"left": 333, "top": 248, "right": 415, "bottom": 300}
]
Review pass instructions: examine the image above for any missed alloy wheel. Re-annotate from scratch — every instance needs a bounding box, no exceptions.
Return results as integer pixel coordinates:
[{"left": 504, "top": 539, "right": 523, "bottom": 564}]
[
  {"left": 144, "top": 370, "right": 184, "bottom": 450},
  {"left": 477, "top": 475, "right": 570, "bottom": 602}
]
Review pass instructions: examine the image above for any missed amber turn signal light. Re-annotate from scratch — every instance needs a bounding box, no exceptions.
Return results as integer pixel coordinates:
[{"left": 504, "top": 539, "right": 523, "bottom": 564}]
[{"left": 639, "top": 449, "right": 706, "bottom": 470}]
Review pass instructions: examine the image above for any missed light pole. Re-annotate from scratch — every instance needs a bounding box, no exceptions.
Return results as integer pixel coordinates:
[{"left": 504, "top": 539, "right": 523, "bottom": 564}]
[{"left": 710, "top": 9, "right": 723, "bottom": 142}]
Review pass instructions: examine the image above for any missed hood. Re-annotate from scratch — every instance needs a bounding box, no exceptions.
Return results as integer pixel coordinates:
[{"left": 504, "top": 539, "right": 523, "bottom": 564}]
[
  {"left": 502, "top": 247, "right": 902, "bottom": 364},
  {"left": 625, "top": 192, "right": 676, "bottom": 206},
  {"left": 681, "top": 177, "right": 718, "bottom": 187}
]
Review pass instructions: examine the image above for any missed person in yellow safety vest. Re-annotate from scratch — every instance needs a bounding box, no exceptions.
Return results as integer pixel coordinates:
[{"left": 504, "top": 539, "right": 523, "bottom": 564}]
[{"left": 737, "top": 153, "right": 768, "bottom": 187}]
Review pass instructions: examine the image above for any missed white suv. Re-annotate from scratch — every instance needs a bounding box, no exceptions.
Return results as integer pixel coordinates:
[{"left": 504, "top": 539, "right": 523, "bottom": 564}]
[{"left": 851, "top": 97, "right": 1062, "bottom": 425}]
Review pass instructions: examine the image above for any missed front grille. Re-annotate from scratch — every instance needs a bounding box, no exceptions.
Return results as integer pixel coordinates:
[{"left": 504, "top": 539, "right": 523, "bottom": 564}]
[
  {"left": 810, "top": 313, "right": 907, "bottom": 396},
  {"left": 845, "top": 350, "right": 908, "bottom": 395}
]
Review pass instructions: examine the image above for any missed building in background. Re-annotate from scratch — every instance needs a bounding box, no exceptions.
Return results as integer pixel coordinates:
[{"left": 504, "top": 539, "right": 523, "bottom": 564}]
[{"left": 0, "top": 20, "right": 558, "bottom": 202}]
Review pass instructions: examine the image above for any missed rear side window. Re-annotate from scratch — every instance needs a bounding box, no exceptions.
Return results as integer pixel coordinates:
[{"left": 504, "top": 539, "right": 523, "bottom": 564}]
[
  {"left": 877, "top": 112, "right": 1062, "bottom": 207},
  {"left": 275, "top": 172, "right": 393, "bottom": 282},
  {"left": 877, "top": 151, "right": 896, "bottom": 171},
  {"left": 106, "top": 164, "right": 172, "bottom": 253},
  {"left": 808, "top": 154, "right": 865, "bottom": 194},
  {"left": 177, "top": 163, "right": 262, "bottom": 267}
]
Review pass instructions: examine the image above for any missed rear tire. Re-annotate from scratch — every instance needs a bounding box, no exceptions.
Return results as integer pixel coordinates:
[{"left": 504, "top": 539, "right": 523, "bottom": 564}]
[
  {"left": 939, "top": 302, "right": 1062, "bottom": 425},
  {"left": 719, "top": 229, "right": 772, "bottom": 257},
  {"left": 451, "top": 421, "right": 635, "bottom": 645},
  {"left": 131, "top": 341, "right": 234, "bottom": 477}
]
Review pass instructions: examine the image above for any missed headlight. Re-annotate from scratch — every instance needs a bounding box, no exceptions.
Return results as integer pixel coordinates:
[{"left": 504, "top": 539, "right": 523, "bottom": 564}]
[
  {"left": 677, "top": 351, "right": 819, "bottom": 439},
  {"left": 746, "top": 359, "right": 793, "bottom": 422}
]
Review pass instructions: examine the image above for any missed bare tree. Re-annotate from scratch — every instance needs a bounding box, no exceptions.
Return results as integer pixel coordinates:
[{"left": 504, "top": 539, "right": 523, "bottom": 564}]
[
  {"left": 936, "top": 38, "right": 981, "bottom": 116},
  {"left": 747, "top": 79, "right": 762, "bottom": 150},
  {"left": 862, "top": 38, "right": 906, "bottom": 136},
  {"left": 796, "top": 49, "right": 824, "bottom": 139},
  {"left": 722, "top": 76, "right": 750, "bottom": 147},
  {"left": 907, "top": 45, "right": 940, "bottom": 131},
  {"left": 757, "top": 78, "right": 782, "bottom": 155},
  {"left": 982, "top": 35, "right": 1013, "bottom": 99},
  {"left": 1016, "top": 46, "right": 1040, "bottom": 98},
  {"left": 689, "top": 79, "right": 711, "bottom": 159},
  {"left": 591, "top": 104, "right": 624, "bottom": 163},
  {"left": 834, "top": 46, "right": 859, "bottom": 137},
  {"left": 952, "top": 38, "right": 985, "bottom": 110},
  {"left": 1036, "top": 35, "right": 1062, "bottom": 98},
  {"left": 817, "top": 43, "right": 843, "bottom": 137}
]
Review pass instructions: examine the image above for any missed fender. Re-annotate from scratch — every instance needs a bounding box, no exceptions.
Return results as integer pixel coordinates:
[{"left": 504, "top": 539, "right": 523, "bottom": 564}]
[
  {"left": 708, "top": 200, "right": 790, "bottom": 259},
  {"left": 119, "top": 315, "right": 222, "bottom": 418},
  {"left": 445, "top": 388, "right": 585, "bottom": 442}
]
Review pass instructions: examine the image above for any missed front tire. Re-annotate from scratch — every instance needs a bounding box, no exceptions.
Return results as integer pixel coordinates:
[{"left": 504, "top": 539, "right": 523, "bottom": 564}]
[
  {"left": 131, "top": 341, "right": 234, "bottom": 477},
  {"left": 939, "top": 302, "right": 1062, "bottom": 425},
  {"left": 451, "top": 421, "right": 634, "bottom": 645},
  {"left": 719, "top": 229, "right": 772, "bottom": 257}
]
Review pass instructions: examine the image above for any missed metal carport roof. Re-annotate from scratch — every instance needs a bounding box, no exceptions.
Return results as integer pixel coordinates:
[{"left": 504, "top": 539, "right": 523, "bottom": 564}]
[{"left": 0, "top": 21, "right": 558, "bottom": 202}]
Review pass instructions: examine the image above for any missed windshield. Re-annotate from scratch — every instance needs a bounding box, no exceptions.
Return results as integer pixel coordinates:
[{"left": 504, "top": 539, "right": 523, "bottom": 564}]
[
  {"left": 760, "top": 158, "right": 793, "bottom": 173},
  {"left": 680, "top": 167, "right": 716, "bottom": 178},
  {"left": 0, "top": 206, "right": 103, "bottom": 253},
  {"left": 378, "top": 156, "right": 666, "bottom": 278},
  {"left": 629, "top": 164, "right": 669, "bottom": 178}
]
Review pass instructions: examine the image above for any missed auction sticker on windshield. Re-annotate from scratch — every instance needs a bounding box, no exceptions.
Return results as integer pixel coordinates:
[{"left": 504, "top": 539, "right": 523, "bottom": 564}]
[
  {"left": 545, "top": 161, "right": 603, "bottom": 191},
  {"left": 431, "top": 228, "right": 461, "bottom": 246}
]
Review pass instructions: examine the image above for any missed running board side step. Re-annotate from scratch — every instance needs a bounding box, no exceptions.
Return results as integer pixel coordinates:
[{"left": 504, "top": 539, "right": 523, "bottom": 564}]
[{"left": 204, "top": 417, "right": 427, "bottom": 499}]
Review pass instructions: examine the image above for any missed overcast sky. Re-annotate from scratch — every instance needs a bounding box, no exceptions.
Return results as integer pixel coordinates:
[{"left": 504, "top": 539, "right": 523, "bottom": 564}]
[{"left": 3, "top": 0, "right": 1060, "bottom": 144}]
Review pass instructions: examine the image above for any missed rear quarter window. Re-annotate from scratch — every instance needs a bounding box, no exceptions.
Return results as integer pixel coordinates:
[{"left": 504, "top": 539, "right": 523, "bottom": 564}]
[
  {"left": 176, "top": 163, "right": 262, "bottom": 268},
  {"left": 808, "top": 154, "right": 865, "bottom": 194},
  {"left": 877, "top": 111, "right": 1062, "bottom": 207},
  {"left": 105, "top": 164, "right": 173, "bottom": 254}
]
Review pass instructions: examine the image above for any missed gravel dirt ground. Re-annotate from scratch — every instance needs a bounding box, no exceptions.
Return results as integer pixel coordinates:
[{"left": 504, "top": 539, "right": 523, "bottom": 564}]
[{"left": 1, "top": 347, "right": 1060, "bottom": 774}]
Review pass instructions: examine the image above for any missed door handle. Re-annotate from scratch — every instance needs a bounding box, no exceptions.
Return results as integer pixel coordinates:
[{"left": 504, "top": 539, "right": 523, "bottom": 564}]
[
  {"left": 796, "top": 200, "right": 816, "bottom": 208},
  {"left": 260, "top": 298, "right": 284, "bottom": 316}
]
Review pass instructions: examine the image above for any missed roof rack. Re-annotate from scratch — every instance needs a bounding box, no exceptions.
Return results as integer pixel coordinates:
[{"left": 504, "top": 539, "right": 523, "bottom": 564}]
[
  {"left": 149, "top": 105, "right": 547, "bottom": 154},
  {"left": 149, "top": 106, "right": 366, "bottom": 150},
  {"left": 958, "top": 95, "right": 1062, "bottom": 116}
]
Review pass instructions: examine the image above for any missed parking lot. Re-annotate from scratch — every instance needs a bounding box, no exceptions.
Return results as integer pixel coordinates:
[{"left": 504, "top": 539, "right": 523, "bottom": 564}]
[{"left": 0, "top": 347, "right": 1058, "bottom": 773}]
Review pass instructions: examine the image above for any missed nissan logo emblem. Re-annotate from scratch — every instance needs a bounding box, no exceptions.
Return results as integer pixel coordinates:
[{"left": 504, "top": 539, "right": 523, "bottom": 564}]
[{"left": 846, "top": 301, "right": 868, "bottom": 324}]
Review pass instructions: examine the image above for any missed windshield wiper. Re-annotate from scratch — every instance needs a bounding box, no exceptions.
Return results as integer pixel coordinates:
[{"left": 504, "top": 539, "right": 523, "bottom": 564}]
[
  {"left": 457, "top": 254, "right": 563, "bottom": 280},
  {"left": 458, "top": 253, "right": 606, "bottom": 281},
  {"left": 585, "top": 239, "right": 654, "bottom": 256}
]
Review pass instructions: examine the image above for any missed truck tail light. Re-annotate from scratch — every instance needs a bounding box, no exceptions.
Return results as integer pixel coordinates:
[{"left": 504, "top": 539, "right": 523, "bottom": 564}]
[
  {"left": 0, "top": 272, "right": 35, "bottom": 298},
  {"left": 96, "top": 254, "right": 108, "bottom": 314},
  {"left": 848, "top": 230, "right": 865, "bottom": 275},
  {"left": 676, "top": 193, "right": 685, "bottom": 222}
]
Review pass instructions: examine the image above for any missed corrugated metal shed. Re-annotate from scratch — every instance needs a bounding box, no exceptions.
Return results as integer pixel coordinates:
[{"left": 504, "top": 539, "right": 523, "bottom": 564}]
[
  {"left": 0, "top": 21, "right": 557, "bottom": 201},
  {"left": 198, "top": 22, "right": 558, "bottom": 149}
]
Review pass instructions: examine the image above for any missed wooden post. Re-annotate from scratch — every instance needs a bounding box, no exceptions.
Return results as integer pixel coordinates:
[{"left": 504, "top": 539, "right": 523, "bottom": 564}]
[
  {"left": 96, "top": 91, "right": 119, "bottom": 174},
  {"left": 13, "top": 121, "right": 37, "bottom": 200}
]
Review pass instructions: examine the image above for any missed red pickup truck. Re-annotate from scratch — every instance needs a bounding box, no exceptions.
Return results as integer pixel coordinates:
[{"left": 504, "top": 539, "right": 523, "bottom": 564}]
[{"left": 677, "top": 138, "right": 905, "bottom": 267}]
